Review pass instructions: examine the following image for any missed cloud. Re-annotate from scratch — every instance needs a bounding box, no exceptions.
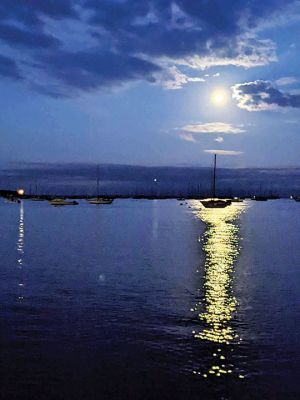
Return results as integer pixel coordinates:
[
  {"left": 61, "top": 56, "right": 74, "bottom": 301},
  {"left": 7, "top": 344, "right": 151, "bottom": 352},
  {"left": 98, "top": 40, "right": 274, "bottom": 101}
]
[
  {"left": 0, "top": 0, "right": 77, "bottom": 27},
  {"left": 179, "top": 133, "right": 196, "bottom": 143},
  {"left": 214, "top": 136, "right": 224, "bottom": 143},
  {"left": 204, "top": 149, "right": 243, "bottom": 156},
  {"left": 157, "top": 66, "right": 205, "bottom": 90},
  {"left": 182, "top": 122, "right": 245, "bottom": 134},
  {"left": 0, "top": 0, "right": 297, "bottom": 96},
  {"left": 0, "top": 54, "right": 23, "bottom": 80},
  {"left": 275, "top": 76, "right": 297, "bottom": 86},
  {"left": 35, "top": 49, "right": 161, "bottom": 95},
  {"left": 174, "top": 38, "right": 277, "bottom": 70},
  {"left": 232, "top": 80, "right": 300, "bottom": 111},
  {"left": 285, "top": 119, "right": 298, "bottom": 124},
  {"left": 0, "top": 23, "right": 61, "bottom": 49}
]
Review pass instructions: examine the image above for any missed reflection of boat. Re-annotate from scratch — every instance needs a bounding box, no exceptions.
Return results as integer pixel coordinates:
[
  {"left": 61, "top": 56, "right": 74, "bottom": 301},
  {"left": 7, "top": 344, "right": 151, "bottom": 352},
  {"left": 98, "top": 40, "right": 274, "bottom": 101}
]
[
  {"left": 201, "top": 154, "right": 230, "bottom": 208},
  {"left": 49, "top": 198, "right": 78, "bottom": 206},
  {"left": 88, "top": 166, "right": 114, "bottom": 205}
]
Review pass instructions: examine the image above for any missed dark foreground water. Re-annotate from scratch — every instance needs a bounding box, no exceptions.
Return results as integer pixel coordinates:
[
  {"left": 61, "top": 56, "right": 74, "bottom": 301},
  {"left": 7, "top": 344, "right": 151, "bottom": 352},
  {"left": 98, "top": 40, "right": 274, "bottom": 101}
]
[{"left": 0, "top": 199, "right": 299, "bottom": 400}]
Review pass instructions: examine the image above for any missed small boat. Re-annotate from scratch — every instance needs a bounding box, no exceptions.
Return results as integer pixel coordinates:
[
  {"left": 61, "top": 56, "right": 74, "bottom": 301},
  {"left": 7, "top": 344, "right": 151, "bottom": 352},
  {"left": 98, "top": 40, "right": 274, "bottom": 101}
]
[
  {"left": 293, "top": 196, "right": 300, "bottom": 202},
  {"left": 88, "top": 166, "right": 114, "bottom": 205},
  {"left": 88, "top": 197, "right": 113, "bottom": 205},
  {"left": 31, "top": 197, "right": 45, "bottom": 201},
  {"left": 252, "top": 196, "right": 268, "bottom": 201},
  {"left": 231, "top": 197, "right": 243, "bottom": 203},
  {"left": 201, "top": 154, "right": 231, "bottom": 208},
  {"left": 49, "top": 198, "right": 78, "bottom": 206},
  {"left": 201, "top": 198, "right": 231, "bottom": 208}
]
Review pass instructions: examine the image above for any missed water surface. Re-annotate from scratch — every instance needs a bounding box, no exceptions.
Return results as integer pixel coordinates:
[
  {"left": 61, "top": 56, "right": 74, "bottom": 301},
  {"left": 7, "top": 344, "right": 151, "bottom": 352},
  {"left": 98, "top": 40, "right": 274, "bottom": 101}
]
[{"left": 0, "top": 199, "right": 299, "bottom": 399}]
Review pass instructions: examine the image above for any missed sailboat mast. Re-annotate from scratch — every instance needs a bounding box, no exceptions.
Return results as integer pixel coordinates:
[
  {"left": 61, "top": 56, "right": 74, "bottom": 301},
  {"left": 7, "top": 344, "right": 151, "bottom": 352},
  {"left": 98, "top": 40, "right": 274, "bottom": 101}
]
[
  {"left": 96, "top": 166, "right": 100, "bottom": 198},
  {"left": 213, "top": 154, "right": 217, "bottom": 198}
]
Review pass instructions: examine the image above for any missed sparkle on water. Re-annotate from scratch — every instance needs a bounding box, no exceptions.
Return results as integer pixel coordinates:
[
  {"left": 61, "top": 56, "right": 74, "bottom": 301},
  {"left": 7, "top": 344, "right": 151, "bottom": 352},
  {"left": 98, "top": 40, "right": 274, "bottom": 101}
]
[{"left": 191, "top": 201, "right": 247, "bottom": 378}]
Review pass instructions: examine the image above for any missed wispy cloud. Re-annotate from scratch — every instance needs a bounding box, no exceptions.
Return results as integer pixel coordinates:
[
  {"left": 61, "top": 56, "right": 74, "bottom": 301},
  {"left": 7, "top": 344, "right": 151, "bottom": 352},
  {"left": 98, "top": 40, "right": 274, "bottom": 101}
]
[
  {"left": 182, "top": 122, "right": 245, "bottom": 134},
  {"left": 157, "top": 66, "right": 205, "bottom": 90},
  {"left": 214, "top": 136, "right": 224, "bottom": 143},
  {"left": 232, "top": 80, "right": 300, "bottom": 111},
  {"left": 179, "top": 133, "right": 196, "bottom": 143},
  {"left": 285, "top": 119, "right": 299, "bottom": 124},
  {"left": 204, "top": 149, "right": 243, "bottom": 156},
  {"left": 275, "top": 76, "right": 297, "bottom": 86},
  {"left": 174, "top": 38, "right": 277, "bottom": 70}
]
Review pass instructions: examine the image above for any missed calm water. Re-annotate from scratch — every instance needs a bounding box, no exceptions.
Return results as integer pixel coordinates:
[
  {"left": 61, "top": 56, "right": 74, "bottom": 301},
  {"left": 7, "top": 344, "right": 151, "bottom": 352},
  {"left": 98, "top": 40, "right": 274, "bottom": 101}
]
[{"left": 0, "top": 199, "right": 300, "bottom": 399}]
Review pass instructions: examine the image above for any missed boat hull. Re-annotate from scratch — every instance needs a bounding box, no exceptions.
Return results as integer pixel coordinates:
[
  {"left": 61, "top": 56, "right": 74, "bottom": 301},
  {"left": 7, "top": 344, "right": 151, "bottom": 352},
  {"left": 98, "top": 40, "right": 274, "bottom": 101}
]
[
  {"left": 88, "top": 198, "right": 113, "bottom": 205},
  {"left": 49, "top": 199, "right": 79, "bottom": 206},
  {"left": 201, "top": 199, "right": 231, "bottom": 208}
]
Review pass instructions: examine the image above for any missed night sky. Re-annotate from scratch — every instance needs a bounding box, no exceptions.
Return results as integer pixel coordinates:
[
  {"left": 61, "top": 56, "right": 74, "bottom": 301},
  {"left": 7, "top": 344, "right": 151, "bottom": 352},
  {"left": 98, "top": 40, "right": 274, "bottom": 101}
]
[{"left": 0, "top": 0, "right": 300, "bottom": 167}]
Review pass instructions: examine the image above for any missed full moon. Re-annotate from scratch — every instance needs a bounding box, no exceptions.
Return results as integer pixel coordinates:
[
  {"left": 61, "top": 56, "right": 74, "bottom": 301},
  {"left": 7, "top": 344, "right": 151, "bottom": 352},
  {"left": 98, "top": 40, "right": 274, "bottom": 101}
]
[{"left": 211, "top": 89, "right": 227, "bottom": 106}]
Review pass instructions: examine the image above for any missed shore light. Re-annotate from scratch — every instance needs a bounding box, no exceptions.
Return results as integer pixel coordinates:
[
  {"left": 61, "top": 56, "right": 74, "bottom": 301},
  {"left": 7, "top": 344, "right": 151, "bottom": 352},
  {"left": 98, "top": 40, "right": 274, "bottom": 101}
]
[{"left": 17, "top": 189, "right": 25, "bottom": 196}]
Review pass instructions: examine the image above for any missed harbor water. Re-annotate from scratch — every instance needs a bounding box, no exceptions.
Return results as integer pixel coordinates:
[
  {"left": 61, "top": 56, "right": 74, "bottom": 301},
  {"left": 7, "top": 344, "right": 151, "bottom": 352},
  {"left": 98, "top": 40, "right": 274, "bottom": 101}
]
[{"left": 0, "top": 199, "right": 299, "bottom": 399}]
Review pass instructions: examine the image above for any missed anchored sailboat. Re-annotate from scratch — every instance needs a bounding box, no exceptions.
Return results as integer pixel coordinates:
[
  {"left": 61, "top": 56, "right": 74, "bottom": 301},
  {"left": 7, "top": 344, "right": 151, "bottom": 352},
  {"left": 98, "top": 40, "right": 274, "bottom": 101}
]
[
  {"left": 49, "top": 198, "right": 79, "bottom": 206},
  {"left": 88, "top": 166, "right": 114, "bottom": 205},
  {"left": 201, "top": 154, "right": 231, "bottom": 208}
]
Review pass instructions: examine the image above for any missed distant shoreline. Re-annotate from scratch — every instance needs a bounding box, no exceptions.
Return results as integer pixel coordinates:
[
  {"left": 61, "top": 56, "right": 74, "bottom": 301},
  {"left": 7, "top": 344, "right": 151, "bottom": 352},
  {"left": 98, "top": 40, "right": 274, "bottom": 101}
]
[{"left": 0, "top": 189, "right": 290, "bottom": 201}]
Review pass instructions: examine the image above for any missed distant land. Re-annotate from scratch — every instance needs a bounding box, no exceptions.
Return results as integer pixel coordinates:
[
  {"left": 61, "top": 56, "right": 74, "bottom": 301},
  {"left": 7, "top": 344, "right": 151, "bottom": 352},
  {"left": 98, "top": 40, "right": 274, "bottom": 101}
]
[{"left": 1, "top": 163, "right": 300, "bottom": 198}]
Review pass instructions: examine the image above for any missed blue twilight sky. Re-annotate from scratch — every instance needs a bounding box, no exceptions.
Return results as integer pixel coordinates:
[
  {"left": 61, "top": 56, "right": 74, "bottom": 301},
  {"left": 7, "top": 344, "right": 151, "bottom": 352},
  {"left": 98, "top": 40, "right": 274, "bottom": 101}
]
[{"left": 0, "top": 0, "right": 300, "bottom": 167}]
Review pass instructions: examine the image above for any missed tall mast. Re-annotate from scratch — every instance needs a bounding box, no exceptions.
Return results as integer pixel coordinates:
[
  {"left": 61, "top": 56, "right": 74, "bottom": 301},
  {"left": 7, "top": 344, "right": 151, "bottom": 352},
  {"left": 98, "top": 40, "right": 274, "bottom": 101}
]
[
  {"left": 96, "top": 165, "right": 100, "bottom": 198},
  {"left": 212, "top": 154, "right": 216, "bottom": 198}
]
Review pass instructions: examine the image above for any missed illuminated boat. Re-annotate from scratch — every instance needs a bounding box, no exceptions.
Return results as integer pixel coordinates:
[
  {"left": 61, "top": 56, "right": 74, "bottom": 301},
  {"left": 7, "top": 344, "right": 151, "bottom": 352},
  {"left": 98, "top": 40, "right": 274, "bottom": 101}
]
[
  {"left": 201, "top": 198, "right": 231, "bottom": 208},
  {"left": 231, "top": 197, "right": 243, "bottom": 202},
  {"left": 201, "top": 154, "right": 231, "bottom": 208}
]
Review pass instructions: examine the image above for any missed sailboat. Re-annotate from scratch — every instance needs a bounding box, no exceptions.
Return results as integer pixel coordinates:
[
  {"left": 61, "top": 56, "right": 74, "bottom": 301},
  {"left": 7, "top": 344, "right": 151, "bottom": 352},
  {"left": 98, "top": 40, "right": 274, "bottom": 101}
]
[
  {"left": 49, "top": 198, "right": 79, "bottom": 206},
  {"left": 201, "top": 154, "right": 231, "bottom": 208},
  {"left": 88, "top": 166, "right": 114, "bottom": 205}
]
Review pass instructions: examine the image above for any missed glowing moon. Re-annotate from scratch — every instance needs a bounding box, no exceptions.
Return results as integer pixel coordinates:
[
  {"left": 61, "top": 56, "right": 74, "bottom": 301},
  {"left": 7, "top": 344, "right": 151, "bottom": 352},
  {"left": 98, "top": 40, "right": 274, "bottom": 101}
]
[{"left": 211, "top": 89, "right": 227, "bottom": 106}]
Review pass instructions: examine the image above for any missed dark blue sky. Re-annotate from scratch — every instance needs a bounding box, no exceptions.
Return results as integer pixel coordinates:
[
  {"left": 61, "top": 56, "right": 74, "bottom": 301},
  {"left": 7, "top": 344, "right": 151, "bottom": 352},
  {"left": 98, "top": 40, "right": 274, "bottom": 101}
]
[{"left": 0, "top": 0, "right": 300, "bottom": 167}]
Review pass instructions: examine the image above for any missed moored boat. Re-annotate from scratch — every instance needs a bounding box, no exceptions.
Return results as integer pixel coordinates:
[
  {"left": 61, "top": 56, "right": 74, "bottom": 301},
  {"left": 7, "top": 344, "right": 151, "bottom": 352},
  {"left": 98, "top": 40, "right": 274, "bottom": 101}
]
[
  {"left": 201, "top": 198, "right": 231, "bottom": 208},
  {"left": 88, "top": 197, "right": 113, "bottom": 205},
  {"left": 49, "top": 198, "right": 78, "bottom": 206},
  {"left": 201, "top": 154, "right": 231, "bottom": 208},
  {"left": 252, "top": 196, "right": 268, "bottom": 201},
  {"left": 88, "top": 166, "right": 114, "bottom": 205},
  {"left": 231, "top": 197, "right": 243, "bottom": 202}
]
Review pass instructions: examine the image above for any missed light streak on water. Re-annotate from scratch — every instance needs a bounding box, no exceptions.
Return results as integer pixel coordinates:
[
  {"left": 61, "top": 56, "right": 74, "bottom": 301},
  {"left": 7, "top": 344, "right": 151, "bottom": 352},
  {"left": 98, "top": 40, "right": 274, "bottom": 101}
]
[
  {"left": 16, "top": 201, "right": 25, "bottom": 300},
  {"left": 190, "top": 201, "right": 248, "bottom": 378}
]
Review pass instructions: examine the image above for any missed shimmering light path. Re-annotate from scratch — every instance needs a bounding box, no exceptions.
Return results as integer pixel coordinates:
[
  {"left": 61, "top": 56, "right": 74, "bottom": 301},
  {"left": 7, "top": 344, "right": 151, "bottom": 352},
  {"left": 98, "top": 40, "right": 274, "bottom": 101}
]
[{"left": 190, "top": 201, "right": 247, "bottom": 378}]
